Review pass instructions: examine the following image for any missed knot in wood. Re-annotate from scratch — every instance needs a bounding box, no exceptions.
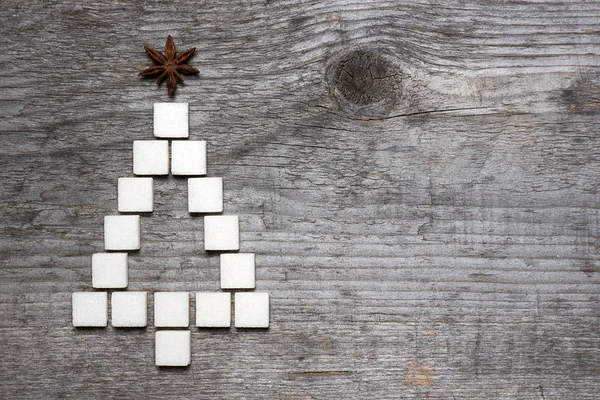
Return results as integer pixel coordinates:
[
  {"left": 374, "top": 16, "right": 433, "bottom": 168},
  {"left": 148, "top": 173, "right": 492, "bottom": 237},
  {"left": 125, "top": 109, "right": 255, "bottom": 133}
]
[{"left": 326, "top": 50, "right": 401, "bottom": 118}]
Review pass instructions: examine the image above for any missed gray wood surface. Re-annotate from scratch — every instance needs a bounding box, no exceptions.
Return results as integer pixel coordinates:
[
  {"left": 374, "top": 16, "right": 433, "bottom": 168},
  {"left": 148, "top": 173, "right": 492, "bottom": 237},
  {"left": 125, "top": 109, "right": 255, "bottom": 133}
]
[{"left": 1, "top": 0, "right": 599, "bottom": 398}]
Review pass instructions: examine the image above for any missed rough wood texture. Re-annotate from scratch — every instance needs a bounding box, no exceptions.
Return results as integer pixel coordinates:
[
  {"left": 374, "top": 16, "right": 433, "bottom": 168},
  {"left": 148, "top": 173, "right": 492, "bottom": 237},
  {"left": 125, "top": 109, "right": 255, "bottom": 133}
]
[{"left": 1, "top": 1, "right": 599, "bottom": 398}]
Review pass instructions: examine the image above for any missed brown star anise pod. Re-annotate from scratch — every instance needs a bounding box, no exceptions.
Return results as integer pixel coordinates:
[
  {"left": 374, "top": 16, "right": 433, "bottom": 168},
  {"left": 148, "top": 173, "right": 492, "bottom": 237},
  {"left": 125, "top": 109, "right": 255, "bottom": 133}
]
[{"left": 138, "top": 35, "right": 199, "bottom": 96}]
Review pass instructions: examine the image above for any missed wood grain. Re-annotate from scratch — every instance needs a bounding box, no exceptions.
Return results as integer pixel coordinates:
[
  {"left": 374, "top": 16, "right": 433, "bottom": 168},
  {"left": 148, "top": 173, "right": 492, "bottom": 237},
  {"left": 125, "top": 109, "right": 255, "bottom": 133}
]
[{"left": 1, "top": 0, "right": 599, "bottom": 398}]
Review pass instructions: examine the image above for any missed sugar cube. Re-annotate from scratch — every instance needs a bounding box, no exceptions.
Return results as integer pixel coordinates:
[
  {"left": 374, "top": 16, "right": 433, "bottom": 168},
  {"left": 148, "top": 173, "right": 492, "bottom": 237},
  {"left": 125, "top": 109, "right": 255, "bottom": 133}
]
[
  {"left": 155, "top": 330, "right": 191, "bottom": 367},
  {"left": 220, "top": 253, "right": 255, "bottom": 289},
  {"left": 111, "top": 292, "right": 147, "bottom": 327},
  {"left": 234, "top": 292, "right": 269, "bottom": 328},
  {"left": 133, "top": 140, "right": 169, "bottom": 175},
  {"left": 154, "top": 292, "right": 189, "bottom": 327},
  {"left": 188, "top": 177, "right": 223, "bottom": 213},
  {"left": 195, "top": 292, "right": 231, "bottom": 328},
  {"left": 92, "top": 252, "right": 128, "bottom": 289},
  {"left": 204, "top": 215, "right": 239, "bottom": 251},
  {"left": 118, "top": 177, "right": 153, "bottom": 213},
  {"left": 154, "top": 103, "right": 189, "bottom": 138},
  {"left": 171, "top": 140, "right": 206, "bottom": 176},
  {"left": 104, "top": 215, "right": 140, "bottom": 251},
  {"left": 72, "top": 292, "right": 108, "bottom": 327}
]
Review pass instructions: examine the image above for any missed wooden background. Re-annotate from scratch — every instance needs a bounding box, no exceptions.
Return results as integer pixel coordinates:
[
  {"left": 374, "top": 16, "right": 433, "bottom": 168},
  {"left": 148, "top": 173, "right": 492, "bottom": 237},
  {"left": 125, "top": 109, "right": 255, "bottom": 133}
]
[{"left": 1, "top": 0, "right": 599, "bottom": 398}]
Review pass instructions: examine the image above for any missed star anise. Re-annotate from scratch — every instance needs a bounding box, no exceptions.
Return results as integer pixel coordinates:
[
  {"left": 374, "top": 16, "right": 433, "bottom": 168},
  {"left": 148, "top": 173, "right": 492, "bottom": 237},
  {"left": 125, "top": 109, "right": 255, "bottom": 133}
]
[{"left": 138, "top": 35, "right": 199, "bottom": 96}]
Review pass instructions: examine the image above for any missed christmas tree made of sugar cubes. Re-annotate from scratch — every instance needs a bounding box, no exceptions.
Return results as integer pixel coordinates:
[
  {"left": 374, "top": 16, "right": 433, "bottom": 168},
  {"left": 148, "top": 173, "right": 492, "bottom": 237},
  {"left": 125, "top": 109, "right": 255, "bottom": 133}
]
[{"left": 72, "top": 103, "right": 270, "bottom": 367}]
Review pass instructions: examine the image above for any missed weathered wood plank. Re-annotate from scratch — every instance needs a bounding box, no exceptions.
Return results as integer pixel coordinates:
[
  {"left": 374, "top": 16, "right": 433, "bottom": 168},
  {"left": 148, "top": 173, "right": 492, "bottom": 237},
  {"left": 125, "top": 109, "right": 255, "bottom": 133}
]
[{"left": 1, "top": 0, "right": 599, "bottom": 398}]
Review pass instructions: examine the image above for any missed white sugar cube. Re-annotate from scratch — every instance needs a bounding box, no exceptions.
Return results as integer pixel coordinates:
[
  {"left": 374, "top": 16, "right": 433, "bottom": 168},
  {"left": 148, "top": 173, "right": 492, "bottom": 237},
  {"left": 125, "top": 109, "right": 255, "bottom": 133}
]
[
  {"left": 195, "top": 292, "right": 231, "bottom": 327},
  {"left": 111, "top": 292, "right": 147, "bottom": 327},
  {"left": 104, "top": 215, "right": 140, "bottom": 251},
  {"left": 188, "top": 177, "right": 223, "bottom": 213},
  {"left": 234, "top": 292, "right": 269, "bottom": 328},
  {"left": 92, "top": 252, "right": 128, "bottom": 289},
  {"left": 72, "top": 292, "right": 108, "bottom": 327},
  {"left": 204, "top": 215, "right": 239, "bottom": 251},
  {"left": 220, "top": 253, "right": 255, "bottom": 289},
  {"left": 154, "top": 292, "right": 189, "bottom": 327},
  {"left": 133, "top": 140, "right": 169, "bottom": 175},
  {"left": 155, "top": 330, "right": 191, "bottom": 366},
  {"left": 171, "top": 141, "right": 206, "bottom": 176},
  {"left": 118, "top": 177, "right": 153, "bottom": 212},
  {"left": 154, "top": 103, "right": 189, "bottom": 138}
]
